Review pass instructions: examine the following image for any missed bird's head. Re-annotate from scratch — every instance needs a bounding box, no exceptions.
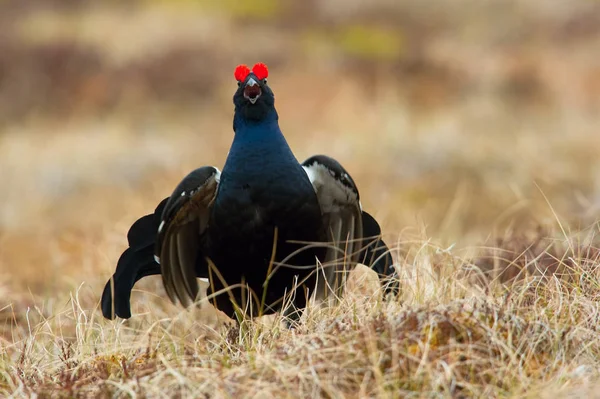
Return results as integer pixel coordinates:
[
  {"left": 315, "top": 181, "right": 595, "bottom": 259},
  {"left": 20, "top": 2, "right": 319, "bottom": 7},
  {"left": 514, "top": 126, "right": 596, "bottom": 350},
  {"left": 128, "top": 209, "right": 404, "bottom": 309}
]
[{"left": 233, "top": 63, "right": 276, "bottom": 123}]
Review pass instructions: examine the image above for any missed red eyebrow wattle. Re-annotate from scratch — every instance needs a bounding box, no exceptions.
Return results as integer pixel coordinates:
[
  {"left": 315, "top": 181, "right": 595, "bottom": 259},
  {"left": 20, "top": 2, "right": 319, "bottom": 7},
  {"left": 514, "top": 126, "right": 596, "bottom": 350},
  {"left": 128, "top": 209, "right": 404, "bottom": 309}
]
[
  {"left": 251, "top": 63, "right": 268, "bottom": 80},
  {"left": 234, "top": 64, "right": 250, "bottom": 82}
]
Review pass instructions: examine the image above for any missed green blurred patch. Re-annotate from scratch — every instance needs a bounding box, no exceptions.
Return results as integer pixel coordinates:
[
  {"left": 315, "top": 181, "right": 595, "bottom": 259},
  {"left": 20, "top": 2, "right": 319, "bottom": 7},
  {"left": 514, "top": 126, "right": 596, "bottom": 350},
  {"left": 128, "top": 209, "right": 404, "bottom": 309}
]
[
  {"left": 302, "top": 25, "right": 404, "bottom": 61},
  {"left": 336, "top": 25, "right": 404, "bottom": 60},
  {"left": 145, "top": 0, "right": 281, "bottom": 18},
  {"left": 213, "top": 0, "right": 281, "bottom": 18}
]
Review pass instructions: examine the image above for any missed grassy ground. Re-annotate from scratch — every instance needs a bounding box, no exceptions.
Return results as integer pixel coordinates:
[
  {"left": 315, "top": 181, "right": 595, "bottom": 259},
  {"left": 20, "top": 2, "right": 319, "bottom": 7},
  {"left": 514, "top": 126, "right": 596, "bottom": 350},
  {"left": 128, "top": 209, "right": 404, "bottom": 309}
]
[{"left": 1, "top": 1, "right": 600, "bottom": 397}]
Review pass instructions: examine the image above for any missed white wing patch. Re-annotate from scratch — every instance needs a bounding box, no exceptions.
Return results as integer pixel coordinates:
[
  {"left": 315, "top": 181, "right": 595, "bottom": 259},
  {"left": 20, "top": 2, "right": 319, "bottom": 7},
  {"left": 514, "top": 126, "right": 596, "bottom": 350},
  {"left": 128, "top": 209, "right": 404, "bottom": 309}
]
[{"left": 303, "top": 163, "right": 358, "bottom": 212}]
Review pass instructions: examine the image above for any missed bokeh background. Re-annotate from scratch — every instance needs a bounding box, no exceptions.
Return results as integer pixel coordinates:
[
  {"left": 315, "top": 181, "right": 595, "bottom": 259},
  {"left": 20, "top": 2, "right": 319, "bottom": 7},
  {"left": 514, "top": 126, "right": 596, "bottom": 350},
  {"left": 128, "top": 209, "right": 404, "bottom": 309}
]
[{"left": 1, "top": 0, "right": 600, "bottom": 316}]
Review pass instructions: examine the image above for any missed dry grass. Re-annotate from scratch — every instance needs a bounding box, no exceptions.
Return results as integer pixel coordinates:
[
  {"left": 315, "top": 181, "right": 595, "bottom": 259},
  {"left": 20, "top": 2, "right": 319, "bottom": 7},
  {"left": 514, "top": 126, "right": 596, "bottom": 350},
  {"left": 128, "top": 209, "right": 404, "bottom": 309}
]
[
  {"left": 1, "top": 1, "right": 600, "bottom": 397},
  {"left": 2, "top": 238, "right": 600, "bottom": 397}
]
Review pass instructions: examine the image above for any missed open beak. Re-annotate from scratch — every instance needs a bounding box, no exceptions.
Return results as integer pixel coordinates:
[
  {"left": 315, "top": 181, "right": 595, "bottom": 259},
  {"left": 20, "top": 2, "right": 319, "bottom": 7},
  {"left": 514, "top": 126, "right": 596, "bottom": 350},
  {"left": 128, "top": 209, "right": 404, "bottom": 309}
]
[{"left": 243, "top": 77, "right": 262, "bottom": 104}]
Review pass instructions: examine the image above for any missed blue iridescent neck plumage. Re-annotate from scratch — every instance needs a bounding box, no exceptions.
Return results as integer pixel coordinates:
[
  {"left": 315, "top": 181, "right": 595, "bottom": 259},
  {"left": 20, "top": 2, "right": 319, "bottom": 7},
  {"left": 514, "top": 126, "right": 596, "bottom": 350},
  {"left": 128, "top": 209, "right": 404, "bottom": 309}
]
[
  {"left": 224, "top": 108, "right": 297, "bottom": 176},
  {"left": 233, "top": 108, "right": 279, "bottom": 134}
]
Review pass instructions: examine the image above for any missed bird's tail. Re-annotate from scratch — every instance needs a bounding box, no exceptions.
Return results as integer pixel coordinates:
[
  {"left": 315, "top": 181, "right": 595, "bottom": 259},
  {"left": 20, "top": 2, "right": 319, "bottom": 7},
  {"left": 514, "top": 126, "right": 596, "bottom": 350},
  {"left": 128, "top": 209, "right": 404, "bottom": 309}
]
[
  {"left": 101, "top": 198, "right": 168, "bottom": 319},
  {"left": 361, "top": 211, "right": 400, "bottom": 296}
]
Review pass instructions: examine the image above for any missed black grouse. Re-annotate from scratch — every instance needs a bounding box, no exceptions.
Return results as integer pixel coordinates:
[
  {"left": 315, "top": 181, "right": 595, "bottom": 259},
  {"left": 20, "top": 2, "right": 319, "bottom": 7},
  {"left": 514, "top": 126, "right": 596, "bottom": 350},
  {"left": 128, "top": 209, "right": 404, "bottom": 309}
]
[{"left": 101, "top": 63, "right": 398, "bottom": 322}]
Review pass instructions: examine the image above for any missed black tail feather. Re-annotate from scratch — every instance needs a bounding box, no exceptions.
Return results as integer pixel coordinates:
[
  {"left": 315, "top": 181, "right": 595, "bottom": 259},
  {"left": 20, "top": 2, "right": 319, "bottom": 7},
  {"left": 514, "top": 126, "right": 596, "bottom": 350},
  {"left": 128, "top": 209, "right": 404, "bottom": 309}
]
[
  {"left": 101, "top": 247, "right": 160, "bottom": 319},
  {"left": 101, "top": 198, "right": 168, "bottom": 320},
  {"left": 361, "top": 211, "right": 400, "bottom": 296}
]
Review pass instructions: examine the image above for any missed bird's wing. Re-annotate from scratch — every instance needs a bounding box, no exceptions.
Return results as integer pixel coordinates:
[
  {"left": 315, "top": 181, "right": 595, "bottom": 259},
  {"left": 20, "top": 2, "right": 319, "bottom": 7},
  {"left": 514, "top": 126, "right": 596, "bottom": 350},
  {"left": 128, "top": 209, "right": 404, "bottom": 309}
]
[
  {"left": 156, "top": 166, "right": 220, "bottom": 308},
  {"left": 302, "top": 155, "right": 363, "bottom": 301},
  {"left": 101, "top": 198, "right": 169, "bottom": 319}
]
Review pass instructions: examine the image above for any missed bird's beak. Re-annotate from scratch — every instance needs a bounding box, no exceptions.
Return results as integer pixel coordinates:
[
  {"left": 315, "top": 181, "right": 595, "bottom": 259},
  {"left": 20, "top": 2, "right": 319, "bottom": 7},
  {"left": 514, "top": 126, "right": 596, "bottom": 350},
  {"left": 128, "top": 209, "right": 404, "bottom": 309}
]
[{"left": 244, "top": 77, "right": 262, "bottom": 104}]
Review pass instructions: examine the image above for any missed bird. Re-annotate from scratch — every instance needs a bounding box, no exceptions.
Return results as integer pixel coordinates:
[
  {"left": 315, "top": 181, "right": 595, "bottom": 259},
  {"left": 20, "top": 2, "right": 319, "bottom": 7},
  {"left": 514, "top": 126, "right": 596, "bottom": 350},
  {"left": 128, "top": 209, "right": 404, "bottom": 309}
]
[{"left": 101, "top": 62, "right": 398, "bottom": 323}]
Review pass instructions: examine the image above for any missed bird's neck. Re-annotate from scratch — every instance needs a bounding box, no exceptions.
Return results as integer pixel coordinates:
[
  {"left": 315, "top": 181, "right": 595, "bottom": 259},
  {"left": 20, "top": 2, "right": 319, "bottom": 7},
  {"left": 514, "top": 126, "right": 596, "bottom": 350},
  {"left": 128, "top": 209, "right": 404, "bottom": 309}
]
[
  {"left": 224, "top": 112, "right": 298, "bottom": 175},
  {"left": 232, "top": 107, "right": 279, "bottom": 133}
]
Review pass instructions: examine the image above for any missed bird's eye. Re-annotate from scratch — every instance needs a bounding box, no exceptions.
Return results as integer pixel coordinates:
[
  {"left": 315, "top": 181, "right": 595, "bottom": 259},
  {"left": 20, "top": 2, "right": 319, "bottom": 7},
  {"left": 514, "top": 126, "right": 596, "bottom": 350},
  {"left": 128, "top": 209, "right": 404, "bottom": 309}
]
[
  {"left": 237, "top": 81, "right": 242, "bottom": 87},
  {"left": 263, "top": 78, "right": 267, "bottom": 84}
]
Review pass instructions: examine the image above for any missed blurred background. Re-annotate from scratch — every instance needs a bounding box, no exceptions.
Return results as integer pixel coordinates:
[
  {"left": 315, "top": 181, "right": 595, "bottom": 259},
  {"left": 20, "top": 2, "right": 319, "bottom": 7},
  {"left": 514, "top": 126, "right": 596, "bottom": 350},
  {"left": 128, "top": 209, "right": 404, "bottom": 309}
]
[{"left": 0, "top": 0, "right": 599, "bottom": 302}]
